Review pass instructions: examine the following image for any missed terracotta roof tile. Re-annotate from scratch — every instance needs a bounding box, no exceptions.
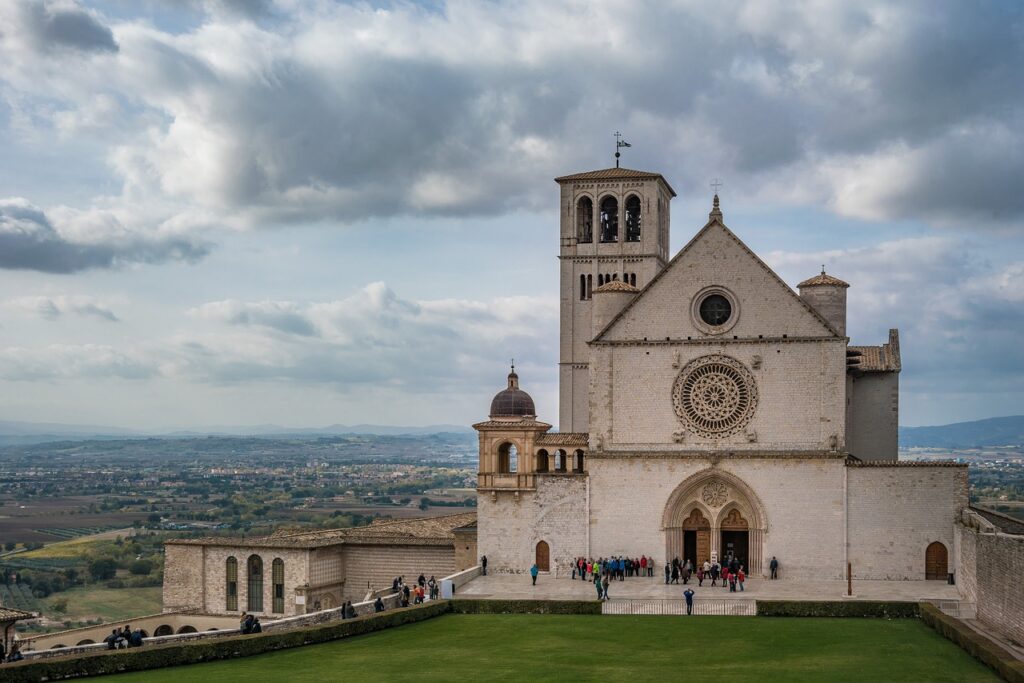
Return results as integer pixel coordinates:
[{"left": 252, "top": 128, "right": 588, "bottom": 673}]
[
  {"left": 848, "top": 329, "right": 901, "bottom": 373},
  {"left": 554, "top": 167, "right": 676, "bottom": 196},
  {"left": 798, "top": 271, "right": 849, "bottom": 288},
  {"left": 593, "top": 280, "right": 638, "bottom": 293},
  {"left": 166, "top": 512, "right": 477, "bottom": 549},
  {"left": 0, "top": 606, "right": 34, "bottom": 621},
  {"left": 536, "top": 432, "right": 589, "bottom": 446}
]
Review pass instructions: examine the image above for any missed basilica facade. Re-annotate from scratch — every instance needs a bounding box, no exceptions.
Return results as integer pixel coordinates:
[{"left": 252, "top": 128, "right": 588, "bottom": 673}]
[{"left": 474, "top": 166, "right": 967, "bottom": 581}]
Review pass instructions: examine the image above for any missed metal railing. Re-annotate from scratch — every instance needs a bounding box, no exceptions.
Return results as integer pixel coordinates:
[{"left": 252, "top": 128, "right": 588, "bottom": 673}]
[{"left": 602, "top": 598, "right": 756, "bottom": 616}]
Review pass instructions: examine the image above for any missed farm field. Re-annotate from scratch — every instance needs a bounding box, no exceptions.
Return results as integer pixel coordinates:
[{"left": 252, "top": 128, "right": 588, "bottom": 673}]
[
  {"left": 100, "top": 614, "right": 997, "bottom": 682},
  {"left": 44, "top": 586, "right": 164, "bottom": 623},
  {"left": 0, "top": 495, "right": 145, "bottom": 544}
]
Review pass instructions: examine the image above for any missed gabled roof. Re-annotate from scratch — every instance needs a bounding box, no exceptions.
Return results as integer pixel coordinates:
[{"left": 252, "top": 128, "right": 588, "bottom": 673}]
[
  {"left": 554, "top": 167, "right": 677, "bottom": 197},
  {"left": 536, "top": 432, "right": 589, "bottom": 447},
  {"left": 592, "top": 207, "right": 844, "bottom": 342}
]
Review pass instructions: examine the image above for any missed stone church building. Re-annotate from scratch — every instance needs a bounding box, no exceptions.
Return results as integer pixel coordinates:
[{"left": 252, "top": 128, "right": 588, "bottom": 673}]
[{"left": 475, "top": 165, "right": 967, "bottom": 581}]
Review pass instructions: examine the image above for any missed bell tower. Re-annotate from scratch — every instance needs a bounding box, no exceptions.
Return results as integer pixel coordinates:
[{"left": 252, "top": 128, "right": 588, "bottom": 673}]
[{"left": 554, "top": 166, "right": 676, "bottom": 433}]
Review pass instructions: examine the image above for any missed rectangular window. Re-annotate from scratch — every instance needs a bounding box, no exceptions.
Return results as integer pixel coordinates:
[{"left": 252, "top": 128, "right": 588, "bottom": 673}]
[
  {"left": 226, "top": 557, "right": 238, "bottom": 611},
  {"left": 272, "top": 559, "right": 285, "bottom": 614}
]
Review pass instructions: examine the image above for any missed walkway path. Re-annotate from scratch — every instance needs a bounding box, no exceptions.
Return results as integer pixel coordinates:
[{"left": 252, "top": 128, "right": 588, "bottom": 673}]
[{"left": 456, "top": 574, "right": 962, "bottom": 602}]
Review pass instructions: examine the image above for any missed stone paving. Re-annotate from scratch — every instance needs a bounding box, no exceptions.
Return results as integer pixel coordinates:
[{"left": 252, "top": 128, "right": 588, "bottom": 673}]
[{"left": 455, "top": 573, "right": 963, "bottom": 603}]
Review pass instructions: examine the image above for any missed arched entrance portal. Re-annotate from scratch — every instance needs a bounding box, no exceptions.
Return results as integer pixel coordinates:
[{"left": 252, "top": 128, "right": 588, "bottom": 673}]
[
  {"left": 719, "top": 508, "right": 749, "bottom": 569},
  {"left": 535, "top": 540, "right": 550, "bottom": 571},
  {"left": 925, "top": 542, "right": 948, "bottom": 580},
  {"left": 662, "top": 469, "right": 767, "bottom": 575}
]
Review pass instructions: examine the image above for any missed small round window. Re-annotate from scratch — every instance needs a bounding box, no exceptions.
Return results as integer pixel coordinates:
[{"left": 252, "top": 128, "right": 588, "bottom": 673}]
[{"left": 699, "top": 294, "right": 732, "bottom": 326}]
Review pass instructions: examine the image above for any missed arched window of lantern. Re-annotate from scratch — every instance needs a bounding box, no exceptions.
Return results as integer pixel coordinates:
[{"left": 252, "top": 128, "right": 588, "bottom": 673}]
[
  {"left": 577, "top": 196, "right": 594, "bottom": 243},
  {"left": 498, "top": 442, "right": 519, "bottom": 473},
  {"left": 625, "top": 194, "right": 641, "bottom": 241},
  {"left": 573, "top": 449, "right": 585, "bottom": 473},
  {"left": 536, "top": 449, "right": 549, "bottom": 473},
  {"left": 599, "top": 196, "right": 618, "bottom": 243}
]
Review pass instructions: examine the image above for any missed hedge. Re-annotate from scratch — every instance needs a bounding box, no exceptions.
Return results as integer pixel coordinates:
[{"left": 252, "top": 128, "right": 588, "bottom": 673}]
[
  {"left": 919, "top": 603, "right": 1024, "bottom": 683},
  {"left": 756, "top": 600, "right": 919, "bottom": 619},
  {"left": 449, "top": 599, "right": 602, "bottom": 615},
  {"left": 1, "top": 602, "right": 449, "bottom": 683}
]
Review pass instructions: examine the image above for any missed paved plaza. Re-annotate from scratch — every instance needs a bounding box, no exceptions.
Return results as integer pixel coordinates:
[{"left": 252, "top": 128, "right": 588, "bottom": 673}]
[{"left": 455, "top": 573, "right": 963, "bottom": 603}]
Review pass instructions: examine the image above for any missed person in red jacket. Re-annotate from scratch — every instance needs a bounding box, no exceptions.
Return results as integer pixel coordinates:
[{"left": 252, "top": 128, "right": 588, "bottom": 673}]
[
  {"left": 738, "top": 567, "right": 746, "bottom": 592},
  {"left": 640, "top": 555, "right": 647, "bottom": 576}
]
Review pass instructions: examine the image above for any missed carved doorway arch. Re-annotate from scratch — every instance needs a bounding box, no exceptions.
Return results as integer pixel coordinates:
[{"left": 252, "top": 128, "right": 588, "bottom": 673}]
[{"left": 535, "top": 540, "right": 550, "bottom": 572}]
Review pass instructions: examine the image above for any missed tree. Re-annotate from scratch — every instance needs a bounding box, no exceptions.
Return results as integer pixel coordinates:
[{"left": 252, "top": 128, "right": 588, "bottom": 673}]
[
  {"left": 3, "top": 541, "right": 15, "bottom": 551},
  {"left": 88, "top": 558, "right": 118, "bottom": 581},
  {"left": 147, "top": 513, "right": 161, "bottom": 523},
  {"left": 129, "top": 560, "right": 154, "bottom": 576}
]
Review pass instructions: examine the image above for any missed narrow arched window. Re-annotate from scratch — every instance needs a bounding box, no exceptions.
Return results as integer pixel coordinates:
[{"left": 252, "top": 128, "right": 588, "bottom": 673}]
[
  {"left": 580, "top": 274, "right": 586, "bottom": 301},
  {"left": 625, "top": 195, "right": 641, "bottom": 241},
  {"left": 577, "top": 197, "right": 593, "bottom": 243},
  {"left": 536, "top": 449, "right": 549, "bottom": 473},
  {"left": 272, "top": 558, "right": 284, "bottom": 613},
  {"left": 598, "top": 274, "right": 604, "bottom": 287},
  {"left": 630, "top": 273, "right": 636, "bottom": 287},
  {"left": 498, "top": 443, "right": 518, "bottom": 474},
  {"left": 612, "top": 273, "right": 618, "bottom": 280},
  {"left": 573, "top": 449, "right": 585, "bottom": 473},
  {"left": 247, "top": 555, "right": 263, "bottom": 612},
  {"left": 600, "top": 196, "right": 618, "bottom": 242},
  {"left": 225, "top": 557, "right": 238, "bottom": 611},
  {"left": 555, "top": 449, "right": 568, "bottom": 473},
  {"left": 587, "top": 274, "right": 592, "bottom": 299}
]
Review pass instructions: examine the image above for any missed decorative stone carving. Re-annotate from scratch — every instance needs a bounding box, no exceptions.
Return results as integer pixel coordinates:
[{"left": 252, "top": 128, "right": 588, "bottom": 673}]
[
  {"left": 672, "top": 354, "right": 758, "bottom": 438},
  {"left": 702, "top": 481, "right": 728, "bottom": 507}
]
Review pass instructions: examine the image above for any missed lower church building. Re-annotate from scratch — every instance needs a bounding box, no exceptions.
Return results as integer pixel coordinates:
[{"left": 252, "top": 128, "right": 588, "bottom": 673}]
[{"left": 474, "top": 165, "right": 967, "bottom": 582}]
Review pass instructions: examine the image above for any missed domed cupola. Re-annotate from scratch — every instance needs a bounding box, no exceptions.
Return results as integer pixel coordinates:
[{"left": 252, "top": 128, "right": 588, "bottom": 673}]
[{"left": 489, "top": 363, "right": 536, "bottom": 419}]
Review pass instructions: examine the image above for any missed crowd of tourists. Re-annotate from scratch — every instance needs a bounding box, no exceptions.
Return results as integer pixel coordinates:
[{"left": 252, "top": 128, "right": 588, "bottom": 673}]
[
  {"left": 561, "top": 556, "right": 656, "bottom": 600},
  {"left": 390, "top": 574, "right": 440, "bottom": 607},
  {"left": 663, "top": 555, "right": 747, "bottom": 592}
]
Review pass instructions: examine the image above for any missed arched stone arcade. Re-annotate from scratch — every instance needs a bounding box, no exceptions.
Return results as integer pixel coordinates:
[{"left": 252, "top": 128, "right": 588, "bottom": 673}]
[{"left": 662, "top": 469, "right": 768, "bottom": 575}]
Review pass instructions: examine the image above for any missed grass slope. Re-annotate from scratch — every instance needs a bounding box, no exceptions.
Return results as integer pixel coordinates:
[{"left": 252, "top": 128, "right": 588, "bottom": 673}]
[
  {"left": 45, "top": 586, "right": 163, "bottom": 622},
  {"left": 101, "top": 614, "right": 997, "bottom": 682}
]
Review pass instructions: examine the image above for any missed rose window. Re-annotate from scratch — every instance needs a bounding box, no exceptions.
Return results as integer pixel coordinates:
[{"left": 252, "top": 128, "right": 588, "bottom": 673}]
[{"left": 672, "top": 355, "right": 758, "bottom": 438}]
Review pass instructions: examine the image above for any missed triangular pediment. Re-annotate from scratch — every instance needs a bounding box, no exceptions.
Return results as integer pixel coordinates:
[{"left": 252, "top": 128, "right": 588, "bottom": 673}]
[{"left": 595, "top": 217, "right": 841, "bottom": 342}]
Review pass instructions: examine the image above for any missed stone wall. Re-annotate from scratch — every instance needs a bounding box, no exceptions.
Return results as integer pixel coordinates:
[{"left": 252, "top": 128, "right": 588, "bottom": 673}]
[
  {"left": 453, "top": 527, "right": 478, "bottom": 571},
  {"left": 588, "top": 457, "right": 847, "bottom": 579},
  {"left": 957, "top": 512, "right": 1024, "bottom": 646},
  {"left": 477, "top": 474, "right": 588, "bottom": 574},
  {"left": 847, "top": 464, "right": 967, "bottom": 579},
  {"left": 341, "top": 544, "right": 456, "bottom": 601},
  {"left": 199, "top": 546, "right": 311, "bottom": 617},
  {"left": 162, "top": 544, "right": 205, "bottom": 612},
  {"left": 846, "top": 372, "right": 899, "bottom": 461}
]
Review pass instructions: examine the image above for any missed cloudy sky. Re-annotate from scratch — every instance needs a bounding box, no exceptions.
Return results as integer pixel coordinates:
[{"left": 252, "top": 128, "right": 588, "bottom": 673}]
[{"left": 0, "top": 0, "right": 1022, "bottom": 430}]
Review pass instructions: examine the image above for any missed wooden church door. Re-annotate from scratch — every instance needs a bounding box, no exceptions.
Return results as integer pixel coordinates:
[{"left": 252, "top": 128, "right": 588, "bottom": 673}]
[
  {"left": 925, "top": 542, "right": 947, "bottom": 580},
  {"left": 536, "top": 541, "right": 550, "bottom": 571}
]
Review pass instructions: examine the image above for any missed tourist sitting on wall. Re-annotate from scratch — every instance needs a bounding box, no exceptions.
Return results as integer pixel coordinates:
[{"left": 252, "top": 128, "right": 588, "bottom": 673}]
[
  {"left": 129, "top": 629, "right": 144, "bottom": 647},
  {"left": 242, "top": 614, "right": 255, "bottom": 634},
  {"left": 392, "top": 577, "right": 400, "bottom": 590},
  {"left": 6, "top": 644, "right": 23, "bottom": 662},
  {"left": 104, "top": 629, "right": 119, "bottom": 650},
  {"left": 374, "top": 596, "right": 385, "bottom": 612},
  {"left": 251, "top": 617, "right": 262, "bottom": 633},
  {"left": 239, "top": 612, "right": 248, "bottom": 631}
]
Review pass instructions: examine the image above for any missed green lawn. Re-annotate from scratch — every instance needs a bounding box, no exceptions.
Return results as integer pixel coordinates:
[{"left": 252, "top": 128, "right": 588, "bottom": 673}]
[{"left": 100, "top": 614, "right": 997, "bottom": 682}]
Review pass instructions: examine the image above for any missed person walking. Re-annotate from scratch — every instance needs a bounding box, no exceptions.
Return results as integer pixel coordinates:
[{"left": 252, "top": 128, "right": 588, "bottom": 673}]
[
  {"left": 683, "top": 588, "right": 695, "bottom": 615},
  {"left": 697, "top": 565, "right": 704, "bottom": 587},
  {"left": 738, "top": 567, "right": 746, "bottom": 592},
  {"left": 602, "top": 574, "right": 610, "bottom": 601},
  {"left": 671, "top": 563, "right": 679, "bottom": 585},
  {"left": 481, "top": 555, "right": 488, "bottom": 576},
  {"left": 530, "top": 563, "right": 539, "bottom": 586},
  {"left": 664, "top": 562, "right": 671, "bottom": 585},
  {"left": 770, "top": 556, "right": 779, "bottom": 579},
  {"left": 595, "top": 573, "right": 603, "bottom": 600}
]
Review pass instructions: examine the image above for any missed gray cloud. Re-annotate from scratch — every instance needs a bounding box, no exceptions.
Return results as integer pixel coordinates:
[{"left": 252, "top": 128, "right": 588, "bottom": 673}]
[
  {"left": 11, "top": 295, "right": 120, "bottom": 322},
  {"left": 0, "top": 199, "right": 210, "bottom": 273},
  {"left": 11, "top": 0, "right": 118, "bottom": 53}
]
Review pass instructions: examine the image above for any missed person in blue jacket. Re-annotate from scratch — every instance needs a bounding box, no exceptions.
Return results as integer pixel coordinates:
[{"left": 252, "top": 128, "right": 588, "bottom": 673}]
[{"left": 530, "top": 563, "right": 539, "bottom": 586}]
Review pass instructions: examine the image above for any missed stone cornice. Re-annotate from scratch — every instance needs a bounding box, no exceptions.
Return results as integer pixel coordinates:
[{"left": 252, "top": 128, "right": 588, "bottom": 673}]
[
  {"left": 587, "top": 450, "right": 847, "bottom": 460},
  {"left": 589, "top": 335, "right": 848, "bottom": 347},
  {"left": 845, "top": 460, "right": 967, "bottom": 468}
]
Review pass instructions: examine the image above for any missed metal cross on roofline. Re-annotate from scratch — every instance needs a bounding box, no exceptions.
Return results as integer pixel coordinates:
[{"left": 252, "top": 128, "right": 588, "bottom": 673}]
[
  {"left": 710, "top": 178, "right": 723, "bottom": 194},
  {"left": 613, "top": 131, "right": 631, "bottom": 168}
]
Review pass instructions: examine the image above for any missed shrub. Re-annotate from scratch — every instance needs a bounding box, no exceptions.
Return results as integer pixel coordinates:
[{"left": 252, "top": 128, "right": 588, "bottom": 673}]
[
  {"left": 129, "top": 560, "right": 154, "bottom": 576},
  {"left": 2, "top": 602, "right": 449, "bottom": 682},
  {"left": 919, "top": 603, "right": 1024, "bottom": 683},
  {"left": 756, "top": 600, "right": 919, "bottom": 619},
  {"left": 450, "top": 599, "right": 601, "bottom": 615}
]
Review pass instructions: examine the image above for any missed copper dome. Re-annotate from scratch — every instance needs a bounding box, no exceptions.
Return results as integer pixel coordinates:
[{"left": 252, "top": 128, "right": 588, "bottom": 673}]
[{"left": 489, "top": 367, "right": 536, "bottom": 418}]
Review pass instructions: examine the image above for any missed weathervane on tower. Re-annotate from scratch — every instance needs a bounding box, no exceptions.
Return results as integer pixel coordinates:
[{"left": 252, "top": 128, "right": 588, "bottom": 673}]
[{"left": 613, "top": 131, "right": 631, "bottom": 168}]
